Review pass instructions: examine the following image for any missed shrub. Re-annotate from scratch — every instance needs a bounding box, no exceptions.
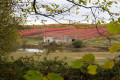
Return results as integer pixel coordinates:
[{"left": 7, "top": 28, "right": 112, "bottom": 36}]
[
  {"left": 72, "top": 40, "right": 83, "bottom": 48},
  {"left": 22, "top": 38, "right": 29, "bottom": 45},
  {"left": 0, "top": 55, "right": 120, "bottom": 80},
  {"left": 58, "top": 42, "right": 63, "bottom": 47}
]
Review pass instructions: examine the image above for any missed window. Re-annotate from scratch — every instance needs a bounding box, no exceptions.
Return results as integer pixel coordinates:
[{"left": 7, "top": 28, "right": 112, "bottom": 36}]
[
  {"left": 48, "top": 40, "right": 50, "bottom": 43},
  {"left": 72, "top": 39, "right": 75, "bottom": 42}
]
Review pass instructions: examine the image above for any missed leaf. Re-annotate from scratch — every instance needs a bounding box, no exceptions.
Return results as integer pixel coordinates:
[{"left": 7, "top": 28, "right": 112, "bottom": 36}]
[
  {"left": 55, "top": 5, "right": 59, "bottom": 9},
  {"left": 79, "top": 0, "right": 82, "bottom": 4},
  {"left": 95, "top": 2, "right": 98, "bottom": 5},
  {"left": 71, "top": 60, "right": 83, "bottom": 68},
  {"left": 101, "top": 20, "right": 105, "bottom": 23},
  {"left": 107, "top": 1, "right": 113, "bottom": 5},
  {"left": 1, "top": 4, "right": 5, "bottom": 7},
  {"left": 51, "top": 4, "right": 54, "bottom": 7},
  {"left": 104, "top": 0, "right": 106, "bottom": 2},
  {"left": 27, "top": 8, "right": 30, "bottom": 11},
  {"left": 24, "top": 70, "right": 43, "bottom": 80},
  {"left": 69, "top": 20, "right": 71, "bottom": 24},
  {"left": 104, "top": 61, "right": 114, "bottom": 69},
  {"left": 46, "top": 7, "right": 51, "bottom": 11},
  {"left": 107, "top": 21, "right": 120, "bottom": 34},
  {"left": 31, "top": 3, "right": 33, "bottom": 7},
  {"left": 76, "top": 7, "right": 80, "bottom": 10},
  {"left": 47, "top": 73, "right": 64, "bottom": 80},
  {"left": 109, "top": 44, "right": 120, "bottom": 53},
  {"left": 31, "top": 8, "right": 34, "bottom": 11},
  {"left": 72, "top": 0, "right": 74, "bottom": 3},
  {"left": 114, "top": 1, "right": 118, "bottom": 4},
  {"left": 36, "top": 5, "right": 39, "bottom": 9},
  {"left": 118, "top": 18, "right": 120, "bottom": 23},
  {"left": 82, "top": 54, "right": 95, "bottom": 62},
  {"left": 82, "top": 1, "right": 87, "bottom": 5},
  {"left": 97, "top": 20, "right": 101, "bottom": 25},
  {"left": 87, "top": 65, "right": 97, "bottom": 75},
  {"left": 42, "top": 77, "right": 48, "bottom": 80},
  {"left": 76, "top": 12, "right": 79, "bottom": 15},
  {"left": 89, "top": 0, "right": 91, "bottom": 3}
]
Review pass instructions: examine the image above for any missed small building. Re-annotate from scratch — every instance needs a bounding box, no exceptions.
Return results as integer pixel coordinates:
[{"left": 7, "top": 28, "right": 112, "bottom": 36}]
[
  {"left": 43, "top": 34, "right": 54, "bottom": 43},
  {"left": 61, "top": 36, "right": 76, "bottom": 43},
  {"left": 43, "top": 34, "right": 76, "bottom": 44}
]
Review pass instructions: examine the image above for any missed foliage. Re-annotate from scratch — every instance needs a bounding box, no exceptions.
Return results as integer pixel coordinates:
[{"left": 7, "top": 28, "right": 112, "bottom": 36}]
[
  {"left": 22, "top": 38, "right": 29, "bottom": 49},
  {"left": 0, "top": 0, "right": 22, "bottom": 55},
  {"left": 103, "top": 61, "right": 114, "bottom": 69},
  {"left": 1, "top": 0, "right": 120, "bottom": 80},
  {"left": 87, "top": 65, "right": 97, "bottom": 75},
  {"left": 47, "top": 73, "right": 64, "bottom": 80},
  {"left": 71, "top": 60, "right": 83, "bottom": 69},
  {"left": 107, "top": 21, "right": 120, "bottom": 34},
  {"left": 0, "top": 55, "right": 68, "bottom": 80},
  {"left": 58, "top": 42, "right": 63, "bottom": 47},
  {"left": 0, "top": 54, "right": 120, "bottom": 80},
  {"left": 72, "top": 40, "right": 83, "bottom": 48},
  {"left": 24, "top": 70, "right": 43, "bottom": 80},
  {"left": 82, "top": 54, "right": 95, "bottom": 62},
  {"left": 109, "top": 44, "right": 120, "bottom": 53},
  {"left": 70, "top": 54, "right": 97, "bottom": 75}
]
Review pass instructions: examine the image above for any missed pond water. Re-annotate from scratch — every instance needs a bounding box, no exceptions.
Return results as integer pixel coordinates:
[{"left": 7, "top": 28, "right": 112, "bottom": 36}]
[
  {"left": 18, "top": 48, "right": 81, "bottom": 53},
  {"left": 19, "top": 49, "right": 44, "bottom": 53}
]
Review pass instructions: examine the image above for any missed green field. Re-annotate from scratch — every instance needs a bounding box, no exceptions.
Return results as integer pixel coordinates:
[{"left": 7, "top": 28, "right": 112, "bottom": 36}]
[
  {"left": 18, "top": 35, "right": 120, "bottom": 65},
  {"left": 10, "top": 51, "right": 120, "bottom": 65},
  {"left": 26, "top": 39, "right": 43, "bottom": 44}
]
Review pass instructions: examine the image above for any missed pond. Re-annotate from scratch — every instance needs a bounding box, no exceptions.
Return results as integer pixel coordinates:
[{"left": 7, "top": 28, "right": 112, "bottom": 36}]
[
  {"left": 18, "top": 48, "right": 81, "bottom": 53},
  {"left": 19, "top": 49, "right": 44, "bottom": 53}
]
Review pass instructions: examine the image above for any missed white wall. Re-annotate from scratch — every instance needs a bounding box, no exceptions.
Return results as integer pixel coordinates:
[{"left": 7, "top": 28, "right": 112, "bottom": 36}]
[
  {"left": 55, "top": 39, "right": 62, "bottom": 44},
  {"left": 61, "top": 36, "right": 72, "bottom": 43},
  {"left": 43, "top": 36, "right": 54, "bottom": 43}
]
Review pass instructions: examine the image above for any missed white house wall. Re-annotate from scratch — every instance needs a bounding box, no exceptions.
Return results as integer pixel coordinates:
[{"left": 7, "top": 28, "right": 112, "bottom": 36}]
[
  {"left": 43, "top": 36, "right": 74, "bottom": 43},
  {"left": 55, "top": 39, "right": 62, "bottom": 43},
  {"left": 61, "top": 36, "right": 72, "bottom": 43},
  {"left": 43, "top": 36, "right": 54, "bottom": 43}
]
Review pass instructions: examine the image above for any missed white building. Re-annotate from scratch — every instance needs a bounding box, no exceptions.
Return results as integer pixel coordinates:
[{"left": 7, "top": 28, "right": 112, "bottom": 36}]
[{"left": 43, "top": 34, "right": 75, "bottom": 44}]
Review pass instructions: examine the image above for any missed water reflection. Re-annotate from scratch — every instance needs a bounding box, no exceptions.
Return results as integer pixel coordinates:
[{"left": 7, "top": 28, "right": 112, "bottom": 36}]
[
  {"left": 18, "top": 48, "right": 81, "bottom": 53},
  {"left": 19, "top": 49, "right": 44, "bottom": 53}
]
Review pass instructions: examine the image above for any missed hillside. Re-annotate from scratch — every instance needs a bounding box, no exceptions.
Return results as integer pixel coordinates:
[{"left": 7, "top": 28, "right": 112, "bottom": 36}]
[
  {"left": 19, "top": 27, "right": 109, "bottom": 40},
  {"left": 21, "top": 24, "right": 107, "bottom": 30}
]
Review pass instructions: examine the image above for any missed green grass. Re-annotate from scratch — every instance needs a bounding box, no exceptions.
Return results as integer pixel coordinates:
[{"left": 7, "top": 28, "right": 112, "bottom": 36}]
[
  {"left": 21, "top": 37, "right": 43, "bottom": 45},
  {"left": 86, "top": 40, "right": 109, "bottom": 44},
  {"left": 10, "top": 51, "right": 120, "bottom": 65},
  {"left": 86, "top": 40, "right": 120, "bottom": 46},
  {"left": 26, "top": 39, "right": 43, "bottom": 45}
]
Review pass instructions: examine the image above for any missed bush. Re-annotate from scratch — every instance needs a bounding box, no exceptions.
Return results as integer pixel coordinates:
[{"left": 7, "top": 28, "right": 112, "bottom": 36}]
[
  {"left": 72, "top": 40, "right": 83, "bottom": 48},
  {"left": 0, "top": 55, "right": 120, "bottom": 80},
  {"left": 22, "top": 38, "right": 29, "bottom": 45},
  {"left": 58, "top": 42, "right": 63, "bottom": 47},
  {"left": 0, "top": 55, "right": 68, "bottom": 80}
]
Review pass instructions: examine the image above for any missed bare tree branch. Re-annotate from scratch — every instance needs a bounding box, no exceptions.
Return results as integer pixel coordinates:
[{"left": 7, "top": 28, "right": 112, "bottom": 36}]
[{"left": 91, "top": 8, "right": 111, "bottom": 44}]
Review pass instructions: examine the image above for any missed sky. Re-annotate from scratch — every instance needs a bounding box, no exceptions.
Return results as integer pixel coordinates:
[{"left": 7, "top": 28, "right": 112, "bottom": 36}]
[{"left": 21, "top": 0, "right": 120, "bottom": 25}]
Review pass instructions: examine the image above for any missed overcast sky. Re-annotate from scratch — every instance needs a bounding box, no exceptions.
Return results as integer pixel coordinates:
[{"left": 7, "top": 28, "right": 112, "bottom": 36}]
[{"left": 21, "top": 0, "right": 120, "bottom": 25}]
